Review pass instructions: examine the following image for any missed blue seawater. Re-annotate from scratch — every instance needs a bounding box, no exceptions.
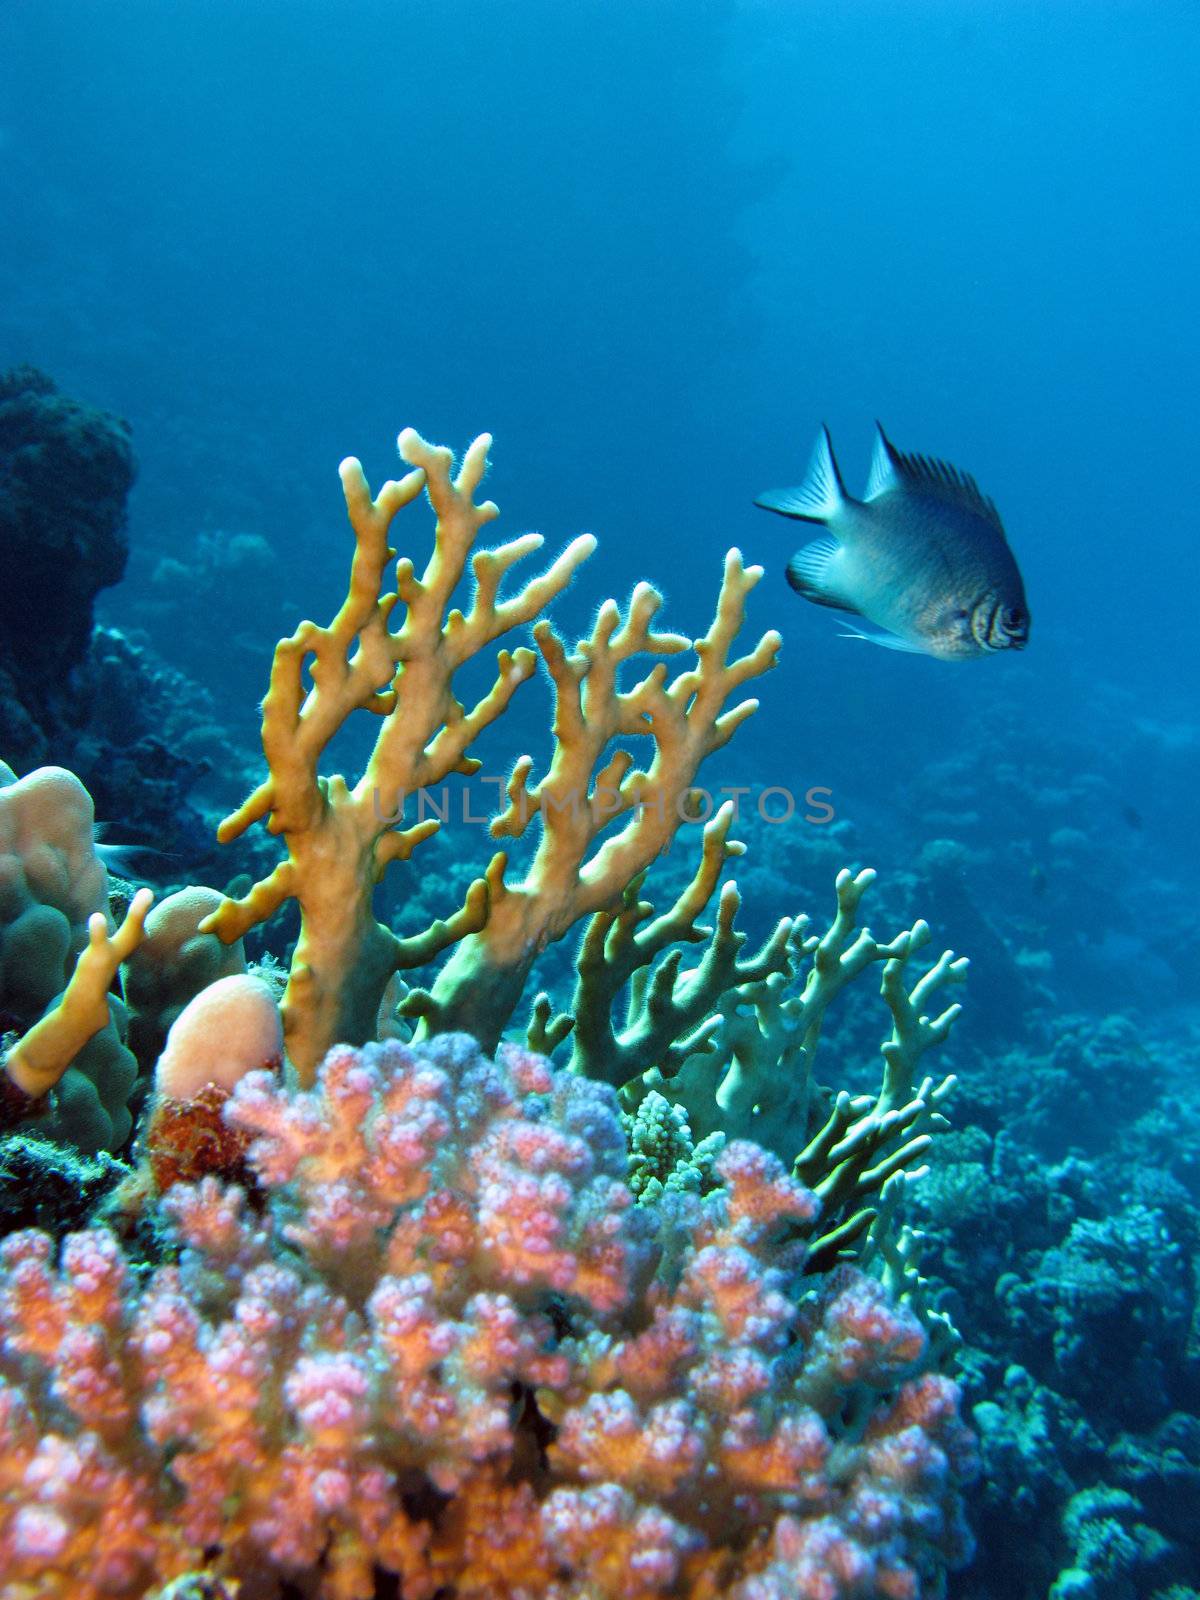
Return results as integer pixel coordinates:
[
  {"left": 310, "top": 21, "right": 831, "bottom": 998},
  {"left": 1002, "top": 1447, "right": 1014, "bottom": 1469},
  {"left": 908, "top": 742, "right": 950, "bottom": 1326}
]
[{"left": 0, "top": 4, "right": 1196, "bottom": 1596}]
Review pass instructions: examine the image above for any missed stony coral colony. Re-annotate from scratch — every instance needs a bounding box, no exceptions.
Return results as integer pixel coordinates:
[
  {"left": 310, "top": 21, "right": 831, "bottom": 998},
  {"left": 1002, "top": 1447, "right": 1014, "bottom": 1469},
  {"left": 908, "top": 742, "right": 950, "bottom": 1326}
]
[{"left": 0, "top": 426, "right": 974, "bottom": 1598}]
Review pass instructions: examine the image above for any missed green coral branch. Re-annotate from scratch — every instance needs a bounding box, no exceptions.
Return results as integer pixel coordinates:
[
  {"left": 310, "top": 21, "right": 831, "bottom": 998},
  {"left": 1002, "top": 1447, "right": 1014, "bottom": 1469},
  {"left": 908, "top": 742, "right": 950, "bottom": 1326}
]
[
  {"left": 548, "top": 801, "right": 793, "bottom": 1089},
  {"left": 609, "top": 864, "right": 966, "bottom": 1275}
]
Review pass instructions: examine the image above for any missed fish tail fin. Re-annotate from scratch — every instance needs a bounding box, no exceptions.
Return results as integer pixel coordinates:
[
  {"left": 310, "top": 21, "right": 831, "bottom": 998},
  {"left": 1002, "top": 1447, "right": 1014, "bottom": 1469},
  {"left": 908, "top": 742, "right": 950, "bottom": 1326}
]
[{"left": 755, "top": 424, "right": 849, "bottom": 523}]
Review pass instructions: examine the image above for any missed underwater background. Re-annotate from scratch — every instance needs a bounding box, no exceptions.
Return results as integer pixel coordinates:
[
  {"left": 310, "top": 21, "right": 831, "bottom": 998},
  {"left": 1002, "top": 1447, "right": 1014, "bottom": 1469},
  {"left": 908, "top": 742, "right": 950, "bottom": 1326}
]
[{"left": 1, "top": 2, "right": 1198, "bottom": 1597}]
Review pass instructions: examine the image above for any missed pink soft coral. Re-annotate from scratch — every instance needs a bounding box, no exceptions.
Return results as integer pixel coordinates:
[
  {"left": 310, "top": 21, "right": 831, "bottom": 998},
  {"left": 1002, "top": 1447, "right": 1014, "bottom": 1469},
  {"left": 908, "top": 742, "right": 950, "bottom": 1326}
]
[{"left": 0, "top": 1035, "right": 975, "bottom": 1599}]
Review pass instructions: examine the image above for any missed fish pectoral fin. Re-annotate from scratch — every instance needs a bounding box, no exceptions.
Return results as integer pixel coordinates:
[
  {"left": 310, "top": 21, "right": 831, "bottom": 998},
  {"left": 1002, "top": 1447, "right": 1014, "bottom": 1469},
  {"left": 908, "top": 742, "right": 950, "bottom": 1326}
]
[
  {"left": 755, "top": 424, "right": 848, "bottom": 523},
  {"left": 837, "top": 622, "right": 930, "bottom": 653},
  {"left": 786, "top": 537, "right": 861, "bottom": 613}
]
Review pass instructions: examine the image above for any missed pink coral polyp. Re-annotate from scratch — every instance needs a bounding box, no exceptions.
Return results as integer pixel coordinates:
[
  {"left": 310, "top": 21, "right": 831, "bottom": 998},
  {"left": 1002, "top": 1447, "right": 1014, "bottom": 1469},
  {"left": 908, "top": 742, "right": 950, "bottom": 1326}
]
[{"left": 0, "top": 1034, "right": 975, "bottom": 1598}]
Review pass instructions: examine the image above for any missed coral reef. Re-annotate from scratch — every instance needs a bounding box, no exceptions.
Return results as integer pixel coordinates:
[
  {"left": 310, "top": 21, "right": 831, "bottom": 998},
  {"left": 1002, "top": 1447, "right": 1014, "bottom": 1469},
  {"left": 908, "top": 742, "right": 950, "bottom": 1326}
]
[
  {"left": 0, "top": 1035, "right": 976, "bottom": 1599},
  {"left": 642, "top": 704, "right": 1200, "bottom": 1597},
  {"left": 0, "top": 369, "right": 1187, "bottom": 1600},
  {"left": 911, "top": 1067, "right": 1200, "bottom": 1599},
  {"left": 0, "top": 424, "right": 984, "bottom": 1597}
]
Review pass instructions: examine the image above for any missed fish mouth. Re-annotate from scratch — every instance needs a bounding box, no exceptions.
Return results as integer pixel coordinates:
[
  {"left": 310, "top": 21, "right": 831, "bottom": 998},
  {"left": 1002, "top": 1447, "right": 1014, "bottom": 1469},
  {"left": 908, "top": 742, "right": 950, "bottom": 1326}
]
[
  {"left": 998, "top": 605, "right": 1030, "bottom": 649},
  {"left": 974, "top": 600, "right": 1029, "bottom": 651}
]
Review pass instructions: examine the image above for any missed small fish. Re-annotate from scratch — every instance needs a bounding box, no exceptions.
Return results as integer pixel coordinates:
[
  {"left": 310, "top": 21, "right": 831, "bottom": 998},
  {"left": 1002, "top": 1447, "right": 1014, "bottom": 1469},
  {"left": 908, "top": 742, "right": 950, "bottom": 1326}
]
[
  {"left": 94, "top": 825, "right": 178, "bottom": 882},
  {"left": 755, "top": 423, "right": 1030, "bottom": 658}
]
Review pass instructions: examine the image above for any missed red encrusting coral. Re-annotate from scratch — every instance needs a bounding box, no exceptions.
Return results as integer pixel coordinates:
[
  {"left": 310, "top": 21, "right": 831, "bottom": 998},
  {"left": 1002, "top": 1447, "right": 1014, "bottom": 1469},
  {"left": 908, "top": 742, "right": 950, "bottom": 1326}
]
[
  {"left": 0, "top": 1035, "right": 976, "bottom": 1599},
  {"left": 141, "top": 1082, "right": 255, "bottom": 1195}
]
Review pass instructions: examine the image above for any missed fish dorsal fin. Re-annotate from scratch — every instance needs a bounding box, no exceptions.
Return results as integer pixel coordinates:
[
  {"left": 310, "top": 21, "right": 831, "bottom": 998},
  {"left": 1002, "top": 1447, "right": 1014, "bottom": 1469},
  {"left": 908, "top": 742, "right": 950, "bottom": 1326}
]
[
  {"left": 754, "top": 425, "right": 847, "bottom": 524},
  {"left": 863, "top": 421, "right": 902, "bottom": 501},
  {"left": 885, "top": 434, "right": 1003, "bottom": 529}
]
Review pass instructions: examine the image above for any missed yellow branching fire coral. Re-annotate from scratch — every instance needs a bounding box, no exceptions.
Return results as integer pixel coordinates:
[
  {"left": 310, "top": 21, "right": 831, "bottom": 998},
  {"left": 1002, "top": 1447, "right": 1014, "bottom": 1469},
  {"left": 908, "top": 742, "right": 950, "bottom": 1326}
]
[
  {"left": 3, "top": 889, "right": 151, "bottom": 1105},
  {"left": 200, "top": 429, "right": 780, "bottom": 1079},
  {"left": 0, "top": 764, "right": 152, "bottom": 1148}
]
